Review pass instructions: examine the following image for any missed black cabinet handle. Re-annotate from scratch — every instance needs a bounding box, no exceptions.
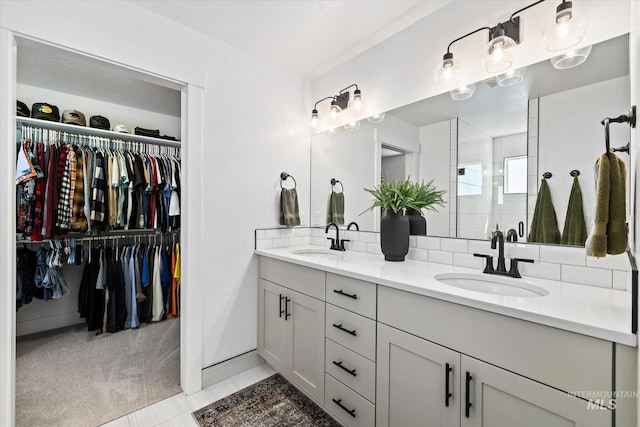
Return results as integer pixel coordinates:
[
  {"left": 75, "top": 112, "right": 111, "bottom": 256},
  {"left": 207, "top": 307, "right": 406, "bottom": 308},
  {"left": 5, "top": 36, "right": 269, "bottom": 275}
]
[
  {"left": 445, "top": 363, "right": 453, "bottom": 407},
  {"left": 333, "top": 289, "right": 358, "bottom": 300},
  {"left": 333, "top": 360, "right": 357, "bottom": 377},
  {"left": 279, "top": 294, "right": 284, "bottom": 318},
  {"left": 465, "top": 371, "right": 473, "bottom": 418},
  {"left": 285, "top": 297, "right": 291, "bottom": 320},
  {"left": 333, "top": 323, "right": 357, "bottom": 336},
  {"left": 332, "top": 398, "right": 356, "bottom": 418}
]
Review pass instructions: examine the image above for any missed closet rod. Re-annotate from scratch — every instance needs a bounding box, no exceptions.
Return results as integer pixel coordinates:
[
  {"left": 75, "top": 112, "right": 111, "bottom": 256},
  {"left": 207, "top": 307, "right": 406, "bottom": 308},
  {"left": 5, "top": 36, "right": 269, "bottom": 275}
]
[
  {"left": 17, "top": 230, "right": 179, "bottom": 244},
  {"left": 17, "top": 117, "right": 181, "bottom": 148}
]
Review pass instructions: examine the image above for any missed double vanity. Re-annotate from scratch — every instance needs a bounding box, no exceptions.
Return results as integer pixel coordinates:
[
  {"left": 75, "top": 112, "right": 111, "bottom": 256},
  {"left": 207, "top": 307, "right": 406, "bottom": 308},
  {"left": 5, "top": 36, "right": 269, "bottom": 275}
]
[{"left": 256, "top": 245, "right": 636, "bottom": 427}]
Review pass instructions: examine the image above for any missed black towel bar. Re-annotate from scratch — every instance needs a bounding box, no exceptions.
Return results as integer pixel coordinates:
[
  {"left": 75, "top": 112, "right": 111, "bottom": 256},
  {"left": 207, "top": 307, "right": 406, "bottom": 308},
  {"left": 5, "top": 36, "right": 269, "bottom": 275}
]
[
  {"left": 330, "top": 178, "right": 343, "bottom": 192},
  {"left": 280, "top": 172, "right": 296, "bottom": 189},
  {"left": 601, "top": 105, "right": 636, "bottom": 153}
]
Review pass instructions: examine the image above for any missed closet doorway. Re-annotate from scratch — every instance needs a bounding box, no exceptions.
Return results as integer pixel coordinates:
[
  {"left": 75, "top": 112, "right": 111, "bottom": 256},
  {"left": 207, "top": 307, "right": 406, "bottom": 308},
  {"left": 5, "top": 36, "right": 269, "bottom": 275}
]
[{"left": 8, "top": 36, "right": 194, "bottom": 427}]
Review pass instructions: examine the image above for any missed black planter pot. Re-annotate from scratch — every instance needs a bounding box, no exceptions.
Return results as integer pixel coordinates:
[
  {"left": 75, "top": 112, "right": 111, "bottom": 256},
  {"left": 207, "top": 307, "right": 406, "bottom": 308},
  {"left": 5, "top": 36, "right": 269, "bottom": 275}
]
[
  {"left": 406, "top": 208, "right": 427, "bottom": 236},
  {"left": 380, "top": 209, "right": 410, "bottom": 261}
]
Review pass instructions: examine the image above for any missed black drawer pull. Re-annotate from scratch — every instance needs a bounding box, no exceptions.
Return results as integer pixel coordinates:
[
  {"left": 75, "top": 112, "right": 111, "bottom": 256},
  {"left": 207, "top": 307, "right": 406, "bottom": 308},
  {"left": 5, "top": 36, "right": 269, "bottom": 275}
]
[
  {"left": 333, "top": 289, "right": 358, "bottom": 300},
  {"left": 465, "top": 371, "right": 473, "bottom": 418},
  {"left": 333, "top": 323, "right": 357, "bottom": 336},
  {"left": 332, "top": 398, "right": 356, "bottom": 418},
  {"left": 445, "top": 363, "right": 453, "bottom": 407},
  {"left": 333, "top": 360, "right": 357, "bottom": 377},
  {"left": 285, "top": 297, "right": 291, "bottom": 320},
  {"left": 279, "top": 294, "right": 285, "bottom": 318}
]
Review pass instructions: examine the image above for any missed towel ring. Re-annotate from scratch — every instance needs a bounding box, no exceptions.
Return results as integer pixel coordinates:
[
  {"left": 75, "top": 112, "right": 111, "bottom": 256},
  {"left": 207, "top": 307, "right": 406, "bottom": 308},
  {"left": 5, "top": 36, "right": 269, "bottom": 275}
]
[
  {"left": 570, "top": 170, "right": 580, "bottom": 177},
  {"left": 330, "top": 178, "right": 343, "bottom": 192},
  {"left": 542, "top": 172, "right": 552, "bottom": 179},
  {"left": 280, "top": 172, "right": 296, "bottom": 189}
]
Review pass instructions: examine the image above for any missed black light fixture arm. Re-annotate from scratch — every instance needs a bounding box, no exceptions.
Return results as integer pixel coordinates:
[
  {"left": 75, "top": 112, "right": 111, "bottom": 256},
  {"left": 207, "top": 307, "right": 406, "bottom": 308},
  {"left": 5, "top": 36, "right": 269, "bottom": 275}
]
[
  {"left": 313, "top": 96, "right": 335, "bottom": 110},
  {"left": 446, "top": 27, "right": 491, "bottom": 54},
  {"left": 510, "top": 0, "right": 547, "bottom": 24},
  {"left": 339, "top": 83, "right": 359, "bottom": 95}
]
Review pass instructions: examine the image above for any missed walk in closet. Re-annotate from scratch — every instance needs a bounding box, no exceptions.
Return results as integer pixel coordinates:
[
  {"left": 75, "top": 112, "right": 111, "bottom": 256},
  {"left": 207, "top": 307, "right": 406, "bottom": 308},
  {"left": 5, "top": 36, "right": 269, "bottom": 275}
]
[{"left": 13, "top": 38, "right": 185, "bottom": 426}]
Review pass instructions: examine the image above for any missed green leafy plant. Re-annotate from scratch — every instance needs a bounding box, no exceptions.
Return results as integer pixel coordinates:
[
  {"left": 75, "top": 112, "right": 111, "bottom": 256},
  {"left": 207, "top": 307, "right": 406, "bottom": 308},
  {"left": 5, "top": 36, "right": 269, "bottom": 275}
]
[{"left": 361, "top": 177, "right": 446, "bottom": 215}]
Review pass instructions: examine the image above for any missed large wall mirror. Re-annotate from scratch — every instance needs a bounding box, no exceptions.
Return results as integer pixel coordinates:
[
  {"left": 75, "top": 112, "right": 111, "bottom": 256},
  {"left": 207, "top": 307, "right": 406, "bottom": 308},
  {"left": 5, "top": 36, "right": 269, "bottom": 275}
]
[{"left": 310, "top": 33, "right": 631, "bottom": 247}]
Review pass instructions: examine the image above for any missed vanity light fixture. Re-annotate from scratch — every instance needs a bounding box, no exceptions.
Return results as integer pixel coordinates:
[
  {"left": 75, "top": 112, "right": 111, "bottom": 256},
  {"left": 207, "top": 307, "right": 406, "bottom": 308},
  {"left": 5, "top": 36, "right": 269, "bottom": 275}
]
[
  {"left": 549, "top": 44, "right": 592, "bottom": 69},
  {"left": 344, "top": 120, "right": 361, "bottom": 131},
  {"left": 496, "top": 67, "right": 526, "bottom": 87},
  {"left": 483, "top": 23, "right": 518, "bottom": 73},
  {"left": 311, "top": 84, "right": 366, "bottom": 128},
  {"left": 450, "top": 83, "right": 476, "bottom": 101},
  {"left": 367, "top": 112, "right": 385, "bottom": 123},
  {"left": 543, "top": 0, "right": 588, "bottom": 52}
]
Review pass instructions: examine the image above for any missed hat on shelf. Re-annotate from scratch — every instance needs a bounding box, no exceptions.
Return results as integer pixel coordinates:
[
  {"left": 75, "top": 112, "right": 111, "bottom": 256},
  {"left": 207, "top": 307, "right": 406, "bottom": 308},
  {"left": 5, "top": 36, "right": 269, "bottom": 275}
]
[
  {"left": 90, "top": 115, "right": 111, "bottom": 130},
  {"left": 134, "top": 127, "right": 161, "bottom": 137},
  {"left": 31, "top": 102, "right": 60, "bottom": 122},
  {"left": 112, "top": 124, "right": 131, "bottom": 134},
  {"left": 16, "top": 101, "right": 30, "bottom": 117},
  {"left": 62, "top": 110, "right": 87, "bottom": 126}
]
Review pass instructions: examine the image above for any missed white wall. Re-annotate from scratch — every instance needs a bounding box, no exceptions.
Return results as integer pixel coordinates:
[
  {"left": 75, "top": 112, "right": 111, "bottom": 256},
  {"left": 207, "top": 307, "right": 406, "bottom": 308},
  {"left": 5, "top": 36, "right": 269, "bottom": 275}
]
[
  {"left": 0, "top": 4, "right": 309, "bottom": 422},
  {"left": 538, "top": 77, "right": 631, "bottom": 233},
  {"left": 492, "top": 133, "right": 527, "bottom": 237},
  {"left": 381, "top": 154, "right": 405, "bottom": 182}
]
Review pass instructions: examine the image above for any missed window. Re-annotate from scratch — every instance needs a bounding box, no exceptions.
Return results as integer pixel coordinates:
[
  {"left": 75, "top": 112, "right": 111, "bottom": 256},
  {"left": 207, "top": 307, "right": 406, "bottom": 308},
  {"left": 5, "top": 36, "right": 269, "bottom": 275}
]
[
  {"left": 503, "top": 156, "right": 527, "bottom": 194},
  {"left": 458, "top": 162, "right": 483, "bottom": 196}
]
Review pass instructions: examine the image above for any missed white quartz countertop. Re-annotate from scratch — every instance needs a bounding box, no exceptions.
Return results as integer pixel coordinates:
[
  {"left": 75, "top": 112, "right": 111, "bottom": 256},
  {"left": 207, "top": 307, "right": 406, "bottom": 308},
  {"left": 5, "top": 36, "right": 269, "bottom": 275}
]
[{"left": 256, "top": 245, "right": 637, "bottom": 347}]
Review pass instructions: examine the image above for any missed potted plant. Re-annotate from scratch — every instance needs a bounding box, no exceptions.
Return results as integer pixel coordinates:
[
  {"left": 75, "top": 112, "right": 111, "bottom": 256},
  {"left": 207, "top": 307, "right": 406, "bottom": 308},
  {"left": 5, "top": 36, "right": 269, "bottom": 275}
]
[
  {"left": 405, "top": 179, "right": 447, "bottom": 236},
  {"left": 362, "top": 178, "right": 446, "bottom": 261}
]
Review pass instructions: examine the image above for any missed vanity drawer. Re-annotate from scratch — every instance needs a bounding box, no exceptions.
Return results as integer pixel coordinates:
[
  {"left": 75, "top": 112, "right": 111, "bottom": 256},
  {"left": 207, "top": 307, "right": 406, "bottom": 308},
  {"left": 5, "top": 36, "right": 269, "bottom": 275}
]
[
  {"left": 326, "top": 304, "right": 376, "bottom": 361},
  {"left": 326, "top": 273, "right": 376, "bottom": 319},
  {"left": 325, "top": 338, "right": 376, "bottom": 403},
  {"left": 325, "top": 373, "right": 375, "bottom": 427},
  {"left": 259, "top": 256, "right": 325, "bottom": 300}
]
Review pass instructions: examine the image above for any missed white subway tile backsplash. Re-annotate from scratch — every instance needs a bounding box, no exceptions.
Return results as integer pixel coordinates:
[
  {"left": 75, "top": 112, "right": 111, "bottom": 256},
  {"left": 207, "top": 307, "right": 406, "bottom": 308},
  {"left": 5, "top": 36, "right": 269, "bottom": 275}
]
[
  {"left": 539, "top": 245, "right": 585, "bottom": 266},
  {"left": 504, "top": 243, "right": 539, "bottom": 261},
  {"left": 418, "top": 237, "right": 440, "bottom": 250},
  {"left": 441, "top": 238, "right": 468, "bottom": 253},
  {"left": 428, "top": 250, "right": 453, "bottom": 265},
  {"left": 279, "top": 229, "right": 295, "bottom": 238},
  {"left": 311, "top": 228, "right": 323, "bottom": 237},
  {"left": 350, "top": 241, "right": 368, "bottom": 253},
  {"left": 586, "top": 253, "right": 629, "bottom": 271},
  {"left": 561, "top": 265, "right": 612, "bottom": 288},
  {"left": 312, "top": 237, "right": 326, "bottom": 247},
  {"left": 288, "top": 237, "right": 303, "bottom": 246},
  {"left": 454, "top": 252, "right": 483, "bottom": 269},
  {"left": 272, "top": 238, "right": 290, "bottom": 248},
  {"left": 407, "top": 248, "right": 428, "bottom": 262},
  {"left": 612, "top": 270, "right": 628, "bottom": 291},
  {"left": 255, "top": 239, "right": 273, "bottom": 250},
  {"left": 264, "top": 229, "right": 280, "bottom": 239},
  {"left": 302, "top": 236, "right": 311, "bottom": 246},
  {"left": 409, "top": 236, "right": 418, "bottom": 248},
  {"left": 519, "top": 261, "right": 561, "bottom": 281},
  {"left": 468, "top": 240, "right": 492, "bottom": 256},
  {"left": 256, "top": 230, "right": 265, "bottom": 240},
  {"left": 367, "top": 243, "right": 382, "bottom": 255},
  {"left": 294, "top": 228, "right": 310, "bottom": 237},
  {"left": 360, "top": 232, "right": 377, "bottom": 243}
]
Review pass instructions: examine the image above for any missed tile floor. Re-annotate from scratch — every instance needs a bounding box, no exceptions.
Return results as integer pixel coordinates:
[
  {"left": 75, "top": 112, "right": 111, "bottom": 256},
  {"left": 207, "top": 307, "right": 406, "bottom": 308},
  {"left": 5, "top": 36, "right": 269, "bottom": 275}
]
[{"left": 101, "top": 364, "right": 276, "bottom": 427}]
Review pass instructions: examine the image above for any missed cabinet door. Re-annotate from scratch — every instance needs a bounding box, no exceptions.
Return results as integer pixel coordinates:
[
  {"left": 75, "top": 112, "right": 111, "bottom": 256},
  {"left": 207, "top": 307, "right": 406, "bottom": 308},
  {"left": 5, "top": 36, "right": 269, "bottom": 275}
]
[
  {"left": 377, "top": 323, "right": 460, "bottom": 427},
  {"left": 461, "top": 356, "right": 611, "bottom": 427},
  {"left": 289, "top": 290, "right": 325, "bottom": 405},
  {"left": 258, "top": 279, "right": 288, "bottom": 372}
]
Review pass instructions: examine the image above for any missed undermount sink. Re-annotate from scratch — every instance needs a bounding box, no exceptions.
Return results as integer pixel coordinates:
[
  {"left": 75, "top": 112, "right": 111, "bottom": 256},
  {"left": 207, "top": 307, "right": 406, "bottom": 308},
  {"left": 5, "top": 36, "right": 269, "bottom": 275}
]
[
  {"left": 291, "top": 249, "right": 341, "bottom": 258},
  {"left": 434, "top": 273, "right": 549, "bottom": 298}
]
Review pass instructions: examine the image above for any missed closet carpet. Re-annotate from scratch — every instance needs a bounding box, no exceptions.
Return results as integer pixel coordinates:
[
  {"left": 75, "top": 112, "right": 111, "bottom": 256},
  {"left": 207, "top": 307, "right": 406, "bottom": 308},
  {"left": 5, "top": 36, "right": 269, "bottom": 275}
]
[{"left": 16, "top": 318, "right": 181, "bottom": 427}]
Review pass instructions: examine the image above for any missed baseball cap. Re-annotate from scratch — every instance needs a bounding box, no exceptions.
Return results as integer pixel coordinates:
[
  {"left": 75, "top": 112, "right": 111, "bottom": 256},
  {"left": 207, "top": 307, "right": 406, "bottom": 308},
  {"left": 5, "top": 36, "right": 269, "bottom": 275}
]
[
  {"left": 90, "top": 115, "right": 111, "bottom": 130},
  {"left": 17, "top": 101, "right": 30, "bottom": 117},
  {"left": 62, "top": 110, "right": 87, "bottom": 126},
  {"left": 31, "top": 103, "right": 60, "bottom": 122},
  {"left": 112, "top": 124, "right": 131, "bottom": 134}
]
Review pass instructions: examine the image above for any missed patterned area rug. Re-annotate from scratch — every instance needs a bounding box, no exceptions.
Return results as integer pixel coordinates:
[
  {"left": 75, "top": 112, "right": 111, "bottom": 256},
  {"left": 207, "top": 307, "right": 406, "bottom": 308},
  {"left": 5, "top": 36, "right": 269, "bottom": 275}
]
[{"left": 193, "top": 373, "right": 342, "bottom": 427}]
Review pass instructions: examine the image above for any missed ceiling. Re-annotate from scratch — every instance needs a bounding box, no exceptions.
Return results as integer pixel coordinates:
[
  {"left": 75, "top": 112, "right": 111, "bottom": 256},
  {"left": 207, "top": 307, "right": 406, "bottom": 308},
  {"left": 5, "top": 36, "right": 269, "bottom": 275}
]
[{"left": 129, "top": 0, "right": 451, "bottom": 77}]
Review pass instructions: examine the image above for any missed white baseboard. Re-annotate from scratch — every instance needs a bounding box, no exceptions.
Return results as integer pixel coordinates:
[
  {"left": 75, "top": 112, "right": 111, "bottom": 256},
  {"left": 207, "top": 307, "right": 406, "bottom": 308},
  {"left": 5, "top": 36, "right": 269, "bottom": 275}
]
[
  {"left": 16, "top": 312, "right": 84, "bottom": 337},
  {"left": 201, "top": 350, "right": 264, "bottom": 389}
]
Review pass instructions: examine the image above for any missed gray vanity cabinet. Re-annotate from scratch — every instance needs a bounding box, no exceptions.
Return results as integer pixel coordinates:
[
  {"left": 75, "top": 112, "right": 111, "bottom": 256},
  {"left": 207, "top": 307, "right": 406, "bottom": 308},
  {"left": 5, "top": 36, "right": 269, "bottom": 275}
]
[{"left": 258, "top": 258, "right": 326, "bottom": 405}]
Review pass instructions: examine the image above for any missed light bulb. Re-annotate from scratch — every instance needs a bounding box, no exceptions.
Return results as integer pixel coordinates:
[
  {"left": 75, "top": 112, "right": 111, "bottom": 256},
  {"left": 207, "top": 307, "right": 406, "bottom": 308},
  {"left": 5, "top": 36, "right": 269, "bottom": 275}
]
[
  {"left": 367, "top": 112, "right": 385, "bottom": 123},
  {"left": 310, "top": 109, "right": 319, "bottom": 128},
  {"left": 496, "top": 67, "right": 526, "bottom": 87},
  {"left": 483, "top": 26, "right": 517, "bottom": 73},
  {"left": 450, "top": 83, "right": 476, "bottom": 101},
  {"left": 344, "top": 120, "right": 361, "bottom": 131},
  {"left": 543, "top": 1, "right": 587, "bottom": 52},
  {"left": 348, "top": 89, "right": 367, "bottom": 117},
  {"left": 434, "top": 52, "right": 462, "bottom": 88},
  {"left": 326, "top": 101, "right": 342, "bottom": 126},
  {"left": 549, "top": 44, "right": 592, "bottom": 69}
]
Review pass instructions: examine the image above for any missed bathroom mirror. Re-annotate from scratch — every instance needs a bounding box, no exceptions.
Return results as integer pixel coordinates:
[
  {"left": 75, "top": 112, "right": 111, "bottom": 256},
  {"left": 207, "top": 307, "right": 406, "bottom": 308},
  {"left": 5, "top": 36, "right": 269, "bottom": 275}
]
[{"left": 309, "top": 34, "right": 631, "bottom": 246}]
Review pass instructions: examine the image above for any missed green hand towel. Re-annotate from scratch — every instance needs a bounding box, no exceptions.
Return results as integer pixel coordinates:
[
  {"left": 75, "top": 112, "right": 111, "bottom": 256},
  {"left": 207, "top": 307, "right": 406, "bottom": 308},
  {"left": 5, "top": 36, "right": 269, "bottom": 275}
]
[
  {"left": 528, "top": 178, "right": 560, "bottom": 244},
  {"left": 607, "top": 153, "right": 627, "bottom": 255},
  {"left": 561, "top": 177, "right": 587, "bottom": 246},
  {"left": 586, "top": 153, "right": 610, "bottom": 257},
  {"left": 279, "top": 188, "right": 300, "bottom": 227},
  {"left": 327, "top": 191, "right": 344, "bottom": 225}
]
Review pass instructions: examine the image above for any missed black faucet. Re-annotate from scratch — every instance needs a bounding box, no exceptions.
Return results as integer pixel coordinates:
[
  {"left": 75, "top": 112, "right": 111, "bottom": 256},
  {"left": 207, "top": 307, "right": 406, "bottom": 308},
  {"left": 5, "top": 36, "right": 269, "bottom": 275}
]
[
  {"left": 506, "top": 228, "right": 518, "bottom": 242},
  {"left": 474, "top": 230, "right": 534, "bottom": 278},
  {"left": 326, "top": 222, "right": 349, "bottom": 251},
  {"left": 347, "top": 222, "right": 359, "bottom": 231},
  {"left": 491, "top": 231, "right": 507, "bottom": 273}
]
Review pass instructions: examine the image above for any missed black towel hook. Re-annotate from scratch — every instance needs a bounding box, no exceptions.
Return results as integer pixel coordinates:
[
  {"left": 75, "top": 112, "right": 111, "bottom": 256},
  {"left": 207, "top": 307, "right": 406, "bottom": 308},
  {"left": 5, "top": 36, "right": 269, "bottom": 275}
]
[
  {"left": 280, "top": 172, "right": 296, "bottom": 189},
  {"left": 331, "top": 178, "right": 344, "bottom": 192},
  {"left": 570, "top": 170, "right": 580, "bottom": 177},
  {"left": 542, "top": 172, "right": 552, "bottom": 179}
]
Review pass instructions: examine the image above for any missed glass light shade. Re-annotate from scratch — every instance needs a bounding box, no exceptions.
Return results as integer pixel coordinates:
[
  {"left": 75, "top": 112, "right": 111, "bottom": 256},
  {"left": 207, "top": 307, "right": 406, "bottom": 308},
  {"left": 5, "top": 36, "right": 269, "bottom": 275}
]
[
  {"left": 326, "top": 103, "right": 342, "bottom": 126},
  {"left": 483, "top": 34, "right": 517, "bottom": 73},
  {"left": 434, "top": 53, "right": 462, "bottom": 88},
  {"left": 310, "top": 110, "right": 319, "bottom": 128},
  {"left": 348, "top": 90, "right": 367, "bottom": 117},
  {"left": 450, "top": 83, "right": 476, "bottom": 101},
  {"left": 496, "top": 67, "right": 526, "bottom": 87},
  {"left": 543, "top": 5, "right": 587, "bottom": 52},
  {"left": 344, "top": 120, "right": 361, "bottom": 131},
  {"left": 367, "top": 112, "right": 385, "bottom": 123},
  {"left": 550, "top": 44, "right": 592, "bottom": 69}
]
